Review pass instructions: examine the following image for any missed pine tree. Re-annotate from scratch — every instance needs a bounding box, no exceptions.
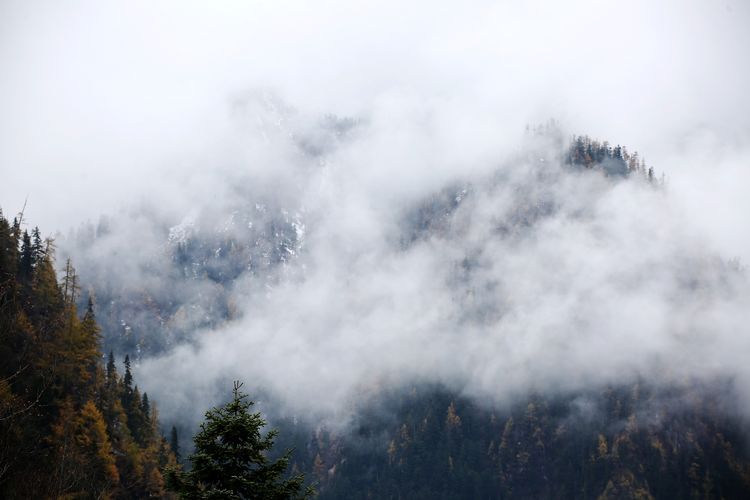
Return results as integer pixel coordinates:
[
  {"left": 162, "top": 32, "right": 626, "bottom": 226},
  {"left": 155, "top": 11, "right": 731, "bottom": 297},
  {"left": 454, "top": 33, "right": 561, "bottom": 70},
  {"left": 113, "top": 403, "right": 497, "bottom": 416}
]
[
  {"left": 166, "top": 381, "right": 313, "bottom": 499},
  {"left": 17, "top": 231, "right": 33, "bottom": 284},
  {"left": 129, "top": 385, "right": 147, "bottom": 445},
  {"left": 30, "top": 227, "right": 43, "bottom": 265},
  {"left": 141, "top": 392, "right": 157, "bottom": 445},
  {"left": 122, "top": 354, "right": 134, "bottom": 410},
  {"left": 79, "top": 295, "right": 103, "bottom": 401},
  {"left": 29, "top": 246, "right": 64, "bottom": 330},
  {"left": 0, "top": 210, "right": 18, "bottom": 288},
  {"left": 141, "top": 392, "right": 151, "bottom": 421},
  {"left": 170, "top": 425, "right": 181, "bottom": 462},
  {"left": 61, "top": 258, "right": 79, "bottom": 306},
  {"left": 106, "top": 351, "right": 117, "bottom": 386}
]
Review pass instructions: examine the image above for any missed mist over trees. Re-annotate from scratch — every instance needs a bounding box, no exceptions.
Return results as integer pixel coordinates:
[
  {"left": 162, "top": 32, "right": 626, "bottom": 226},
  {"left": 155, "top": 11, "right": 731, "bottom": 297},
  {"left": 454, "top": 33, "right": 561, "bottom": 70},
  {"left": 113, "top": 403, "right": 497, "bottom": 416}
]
[
  {"left": 2, "top": 1, "right": 750, "bottom": 498},
  {"left": 7, "top": 128, "right": 742, "bottom": 498},
  {"left": 4, "top": 124, "right": 750, "bottom": 499},
  {"left": 272, "top": 383, "right": 750, "bottom": 499},
  {"left": 0, "top": 211, "right": 177, "bottom": 498}
]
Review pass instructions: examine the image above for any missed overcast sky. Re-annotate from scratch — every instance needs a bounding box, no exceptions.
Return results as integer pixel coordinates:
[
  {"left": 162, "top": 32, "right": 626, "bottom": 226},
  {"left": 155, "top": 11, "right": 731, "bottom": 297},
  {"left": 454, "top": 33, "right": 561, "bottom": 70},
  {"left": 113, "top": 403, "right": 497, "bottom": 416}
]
[{"left": 2, "top": 0, "right": 749, "bottom": 239}]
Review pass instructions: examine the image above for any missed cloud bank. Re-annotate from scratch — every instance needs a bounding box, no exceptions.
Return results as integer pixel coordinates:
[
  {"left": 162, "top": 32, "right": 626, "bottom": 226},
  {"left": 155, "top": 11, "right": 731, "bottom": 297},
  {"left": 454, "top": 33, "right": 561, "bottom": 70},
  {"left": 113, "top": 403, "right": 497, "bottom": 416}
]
[
  {"left": 1, "top": 0, "right": 749, "bottom": 423},
  {"left": 134, "top": 124, "right": 750, "bottom": 424}
]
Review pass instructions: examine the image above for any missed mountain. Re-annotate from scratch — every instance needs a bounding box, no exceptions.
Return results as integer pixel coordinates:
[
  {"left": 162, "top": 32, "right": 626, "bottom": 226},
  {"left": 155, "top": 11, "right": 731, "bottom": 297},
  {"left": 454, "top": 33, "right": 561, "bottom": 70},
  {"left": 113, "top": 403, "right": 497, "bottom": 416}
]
[{"left": 50, "top": 120, "right": 750, "bottom": 498}]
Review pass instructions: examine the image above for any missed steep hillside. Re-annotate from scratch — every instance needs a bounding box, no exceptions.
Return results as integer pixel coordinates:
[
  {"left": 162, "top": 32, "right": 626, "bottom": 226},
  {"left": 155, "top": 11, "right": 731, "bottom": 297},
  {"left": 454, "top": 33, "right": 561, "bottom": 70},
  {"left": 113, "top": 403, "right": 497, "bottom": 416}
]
[{"left": 0, "top": 212, "right": 178, "bottom": 498}]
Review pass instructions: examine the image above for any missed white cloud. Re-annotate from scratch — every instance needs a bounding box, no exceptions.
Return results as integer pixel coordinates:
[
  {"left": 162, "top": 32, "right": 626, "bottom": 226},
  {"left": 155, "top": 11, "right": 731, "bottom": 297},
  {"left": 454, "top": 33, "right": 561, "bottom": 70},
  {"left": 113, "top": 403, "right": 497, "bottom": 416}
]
[{"left": 1, "top": 0, "right": 749, "bottom": 422}]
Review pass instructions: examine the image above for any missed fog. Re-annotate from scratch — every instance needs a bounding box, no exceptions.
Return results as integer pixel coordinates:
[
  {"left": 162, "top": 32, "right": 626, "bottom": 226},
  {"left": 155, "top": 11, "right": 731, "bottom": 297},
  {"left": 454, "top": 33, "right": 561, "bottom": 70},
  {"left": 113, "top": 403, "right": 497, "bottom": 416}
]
[{"left": 1, "top": 0, "right": 749, "bottom": 423}]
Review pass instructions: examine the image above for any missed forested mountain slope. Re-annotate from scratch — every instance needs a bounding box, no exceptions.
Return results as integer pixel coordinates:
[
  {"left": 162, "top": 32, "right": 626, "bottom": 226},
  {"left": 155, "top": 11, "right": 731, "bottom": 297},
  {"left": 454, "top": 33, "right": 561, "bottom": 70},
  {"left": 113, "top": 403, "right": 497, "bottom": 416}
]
[
  {"left": 0, "top": 212, "right": 178, "bottom": 498},
  {"left": 274, "top": 382, "right": 750, "bottom": 499},
  {"left": 29, "top": 129, "right": 750, "bottom": 499}
]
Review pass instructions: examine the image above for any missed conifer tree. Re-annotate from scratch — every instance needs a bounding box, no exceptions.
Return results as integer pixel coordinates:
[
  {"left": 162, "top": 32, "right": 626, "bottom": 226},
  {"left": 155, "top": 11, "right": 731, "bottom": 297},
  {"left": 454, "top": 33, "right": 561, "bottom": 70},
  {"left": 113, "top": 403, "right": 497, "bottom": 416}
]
[
  {"left": 106, "top": 351, "right": 117, "bottom": 386},
  {"left": 30, "top": 227, "right": 43, "bottom": 265},
  {"left": 122, "top": 354, "right": 134, "bottom": 410},
  {"left": 170, "top": 425, "right": 180, "bottom": 462},
  {"left": 0, "top": 211, "right": 176, "bottom": 497},
  {"left": 78, "top": 295, "right": 103, "bottom": 400},
  {"left": 128, "top": 385, "right": 147, "bottom": 445},
  {"left": 61, "top": 258, "right": 79, "bottom": 306},
  {"left": 17, "top": 231, "right": 33, "bottom": 284},
  {"left": 141, "top": 392, "right": 151, "bottom": 421},
  {"left": 0, "top": 210, "right": 18, "bottom": 287},
  {"left": 166, "top": 381, "right": 313, "bottom": 499},
  {"left": 50, "top": 398, "right": 119, "bottom": 497}
]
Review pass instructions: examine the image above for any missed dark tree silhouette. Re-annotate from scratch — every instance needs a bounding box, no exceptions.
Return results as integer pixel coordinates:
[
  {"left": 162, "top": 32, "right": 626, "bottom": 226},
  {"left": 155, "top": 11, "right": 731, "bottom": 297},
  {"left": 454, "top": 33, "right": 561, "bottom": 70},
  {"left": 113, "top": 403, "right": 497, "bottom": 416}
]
[{"left": 167, "top": 381, "right": 313, "bottom": 499}]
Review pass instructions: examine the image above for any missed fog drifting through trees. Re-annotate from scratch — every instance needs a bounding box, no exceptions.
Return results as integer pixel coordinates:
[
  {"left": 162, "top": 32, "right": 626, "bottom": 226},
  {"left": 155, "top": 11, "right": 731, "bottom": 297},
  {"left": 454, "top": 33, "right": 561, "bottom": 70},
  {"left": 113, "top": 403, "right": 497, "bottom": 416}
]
[{"left": 2, "top": 0, "right": 750, "bottom": 434}]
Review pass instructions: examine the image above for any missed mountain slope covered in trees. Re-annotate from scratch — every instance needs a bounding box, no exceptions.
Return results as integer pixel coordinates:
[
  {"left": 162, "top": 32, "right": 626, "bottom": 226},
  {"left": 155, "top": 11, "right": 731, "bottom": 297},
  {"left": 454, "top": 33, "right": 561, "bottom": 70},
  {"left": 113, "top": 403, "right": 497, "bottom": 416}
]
[
  {"left": 272, "top": 382, "right": 750, "bottom": 499},
  {"left": 5, "top": 130, "right": 750, "bottom": 499},
  {"left": 0, "top": 212, "right": 178, "bottom": 498}
]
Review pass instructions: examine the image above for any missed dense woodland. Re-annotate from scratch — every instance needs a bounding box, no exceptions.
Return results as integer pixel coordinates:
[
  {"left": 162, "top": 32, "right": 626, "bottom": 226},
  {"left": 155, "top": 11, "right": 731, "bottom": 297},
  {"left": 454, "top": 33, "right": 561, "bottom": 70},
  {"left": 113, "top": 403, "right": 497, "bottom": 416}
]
[
  {"left": 0, "top": 210, "right": 178, "bottom": 498},
  {"left": 566, "top": 134, "right": 658, "bottom": 181},
  {"left": 274, "top": 383, "right": 750, "bottom": 499}
]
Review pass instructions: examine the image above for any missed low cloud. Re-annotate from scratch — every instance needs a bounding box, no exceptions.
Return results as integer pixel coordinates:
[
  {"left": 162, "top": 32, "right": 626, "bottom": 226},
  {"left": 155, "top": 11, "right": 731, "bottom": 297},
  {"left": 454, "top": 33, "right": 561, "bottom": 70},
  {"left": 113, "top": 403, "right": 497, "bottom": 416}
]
[{"left": 1, "top": 0, "right": 749, "bottom": 424}]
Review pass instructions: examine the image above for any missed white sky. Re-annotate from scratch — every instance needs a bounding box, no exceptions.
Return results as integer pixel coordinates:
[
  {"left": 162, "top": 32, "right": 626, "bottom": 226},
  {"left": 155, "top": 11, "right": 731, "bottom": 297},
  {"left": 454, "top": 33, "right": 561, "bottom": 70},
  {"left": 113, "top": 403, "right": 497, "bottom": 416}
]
[{"left": 1, "top": 0, "right": 748, "bottom": 245}]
